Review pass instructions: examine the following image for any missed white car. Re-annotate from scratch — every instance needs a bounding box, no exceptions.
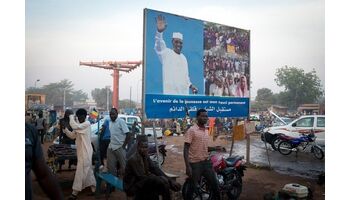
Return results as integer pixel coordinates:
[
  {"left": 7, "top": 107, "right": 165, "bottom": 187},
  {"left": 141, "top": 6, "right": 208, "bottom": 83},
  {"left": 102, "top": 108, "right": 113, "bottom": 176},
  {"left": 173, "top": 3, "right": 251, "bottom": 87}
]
[
  {"left": 53, "top": 118, "right": 103, "bottom": 151},
  {"left": 262, "top": 115, "right": 325, "bottom": 150}
]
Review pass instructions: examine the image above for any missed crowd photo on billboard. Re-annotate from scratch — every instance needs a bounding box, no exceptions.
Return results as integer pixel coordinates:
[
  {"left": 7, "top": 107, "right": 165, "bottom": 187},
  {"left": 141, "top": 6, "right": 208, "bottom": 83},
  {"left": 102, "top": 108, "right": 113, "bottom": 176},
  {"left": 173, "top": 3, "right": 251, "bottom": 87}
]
[{"left": 203, "top": 22, "right": 250, "bottom": 97}]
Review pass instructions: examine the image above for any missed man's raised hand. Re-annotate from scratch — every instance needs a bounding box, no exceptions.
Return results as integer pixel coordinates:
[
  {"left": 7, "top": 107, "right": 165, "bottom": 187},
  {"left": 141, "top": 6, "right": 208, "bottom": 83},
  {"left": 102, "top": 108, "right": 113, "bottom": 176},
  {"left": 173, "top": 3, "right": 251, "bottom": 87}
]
[{"left": 156, "top": 15, "right": 167, "bottom": 32}]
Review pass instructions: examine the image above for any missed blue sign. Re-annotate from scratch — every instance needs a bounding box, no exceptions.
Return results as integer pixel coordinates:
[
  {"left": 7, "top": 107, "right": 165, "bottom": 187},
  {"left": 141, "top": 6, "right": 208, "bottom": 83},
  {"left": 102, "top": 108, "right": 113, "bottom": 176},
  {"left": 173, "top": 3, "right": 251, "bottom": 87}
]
[{"left": 145, "top": 94, "right": 249, "bottom": 118}]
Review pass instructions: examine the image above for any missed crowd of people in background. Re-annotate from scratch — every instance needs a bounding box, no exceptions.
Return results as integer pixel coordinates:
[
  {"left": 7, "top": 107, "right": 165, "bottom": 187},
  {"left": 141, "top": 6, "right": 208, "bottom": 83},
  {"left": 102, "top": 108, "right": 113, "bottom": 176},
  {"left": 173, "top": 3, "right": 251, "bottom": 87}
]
[
  {"left": 204, "top": 23, "right": 249, "bottom": 55},
  {"left": 204, "top": 54, "right": 250, "bottom": 97},
  {"left": 203, "top": 23, "right": 250, "bottom": 97}
]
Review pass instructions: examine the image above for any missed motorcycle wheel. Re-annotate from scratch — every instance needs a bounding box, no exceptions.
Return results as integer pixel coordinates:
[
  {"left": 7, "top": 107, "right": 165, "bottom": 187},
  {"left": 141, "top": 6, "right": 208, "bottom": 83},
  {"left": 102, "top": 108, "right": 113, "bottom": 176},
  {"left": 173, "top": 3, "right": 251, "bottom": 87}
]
[
  {"left": 271, "top": 136, "right": 281, "bottom": 151},
  {"left": 149, "top": 153, "right": 165, "bottom": 165},
  {"left": 312, "top": 146, "right": 324, "bottom": 160},
  {"left": 278, "top": 141, "right": 293, "bottom": 155},
  {"left": 226, "top": 171, "right": 242, "bottom": 200},
  {"left": 182, "top": 178, "right": 211, "bottom": 200}
]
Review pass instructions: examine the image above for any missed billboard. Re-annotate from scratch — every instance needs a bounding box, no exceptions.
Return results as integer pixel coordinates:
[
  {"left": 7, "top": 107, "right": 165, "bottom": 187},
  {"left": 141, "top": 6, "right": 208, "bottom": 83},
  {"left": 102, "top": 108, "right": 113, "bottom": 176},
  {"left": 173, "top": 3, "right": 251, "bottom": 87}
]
[{"left": 143, "top": 9, "right": 250, "bottom": 118}]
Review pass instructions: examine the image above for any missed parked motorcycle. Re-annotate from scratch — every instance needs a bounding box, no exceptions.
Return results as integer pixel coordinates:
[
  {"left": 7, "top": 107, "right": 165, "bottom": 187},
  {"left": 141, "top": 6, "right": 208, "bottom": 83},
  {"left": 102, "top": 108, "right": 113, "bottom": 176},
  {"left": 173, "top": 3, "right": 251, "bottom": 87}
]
[
  {"left": 148, "top": 140, "right": 167, "bottom": 165},
  {"left": 277, "top": 132, "right": 324, "bottom": 160},
  {"left": 182, "top": 152, "right": 246, "bottom": 200},
  {"left": 223, "top": 121, "right": 233, "bottom": 135},
  {"left": 255, "top": 123, "right": 267, "bottom": 133}
]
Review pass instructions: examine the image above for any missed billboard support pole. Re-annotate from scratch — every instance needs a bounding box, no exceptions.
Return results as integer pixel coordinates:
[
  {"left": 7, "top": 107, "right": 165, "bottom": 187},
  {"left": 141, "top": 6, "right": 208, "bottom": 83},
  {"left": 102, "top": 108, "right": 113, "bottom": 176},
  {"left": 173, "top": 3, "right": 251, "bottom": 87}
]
[
  {"left": 245, "top": 119, "right": 250, "bottom": 164},
  {"left": 141, "top": 9, "right": 147, "bottom": 135},
  {"left": 229, "top": 119, "right": 238, "bottom": 157},
  {"left": 152, "top": 121, "right": 161, "bottom": 168},
  {"left": 262, "top": 132, "right": 272, "bottom": 169}
]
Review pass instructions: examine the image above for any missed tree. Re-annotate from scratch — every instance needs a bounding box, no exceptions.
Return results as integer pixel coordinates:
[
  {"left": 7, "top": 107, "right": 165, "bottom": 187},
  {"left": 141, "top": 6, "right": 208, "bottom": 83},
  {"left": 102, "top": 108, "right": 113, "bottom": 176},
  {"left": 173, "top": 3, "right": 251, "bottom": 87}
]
[
  {"left": 25, "top": 79, "right": 88, "bottom": 107},
  {"left": 71, "top": 89, "right": 88, "bottom": 102},
  {"left": 254, "top": 88, "right": 274, "bottom": 111},
  {"left": 119, "top": 99, "right": 137, "bottom": 109},
  {"left": 274, "top": 66, "right": 323, "bottom": 109},
  {"left": 91, "top": 88, "right": 112, "bottom": 110}
]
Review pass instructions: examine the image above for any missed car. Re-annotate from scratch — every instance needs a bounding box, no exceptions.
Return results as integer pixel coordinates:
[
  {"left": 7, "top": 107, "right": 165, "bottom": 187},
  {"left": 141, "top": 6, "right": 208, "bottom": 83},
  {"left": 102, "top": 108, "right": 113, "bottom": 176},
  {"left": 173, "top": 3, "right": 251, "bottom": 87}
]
[
  {"left": 53, "top": 114, "right": 164, "bottom": 150},
  {"left": 249, "top": 114, "right": 260, "bottom": 121},
  {"left": 262, "top": 115, "right": 325, "bottom": 150},
  {"left": 53, "top": 118, "right": 103, "bottom": 152},
  {"left": 272, "top": 117, "right": 293, "bottom": 127},
  {"left": 144, "top": 127, "right": 163, "bottom": 139}
]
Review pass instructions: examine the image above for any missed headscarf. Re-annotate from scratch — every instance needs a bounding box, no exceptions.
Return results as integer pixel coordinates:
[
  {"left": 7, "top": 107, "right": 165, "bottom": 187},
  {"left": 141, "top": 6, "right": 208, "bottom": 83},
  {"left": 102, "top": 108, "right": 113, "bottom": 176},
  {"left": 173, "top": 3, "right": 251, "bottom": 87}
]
[{"left": 235, "top": 75, "right": 249, "bottom": 97}]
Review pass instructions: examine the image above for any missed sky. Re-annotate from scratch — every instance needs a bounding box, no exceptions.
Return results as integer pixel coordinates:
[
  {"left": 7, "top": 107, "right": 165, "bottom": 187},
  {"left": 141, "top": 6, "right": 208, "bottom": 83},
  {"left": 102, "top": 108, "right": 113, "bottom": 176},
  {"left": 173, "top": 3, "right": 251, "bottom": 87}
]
[
  {"left": 25, "top": 0, "right": 325, "bottom": 102},
  {"left": 4, "top": 1, "right": 350, "bottom": 198}
]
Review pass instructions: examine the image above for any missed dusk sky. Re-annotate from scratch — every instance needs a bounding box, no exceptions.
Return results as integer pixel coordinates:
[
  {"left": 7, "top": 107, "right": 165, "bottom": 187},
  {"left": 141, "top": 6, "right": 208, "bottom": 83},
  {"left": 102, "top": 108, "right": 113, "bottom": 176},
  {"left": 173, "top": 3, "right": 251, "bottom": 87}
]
[{"left": 25, "top": 0, "right": 325, "bottom": 101}]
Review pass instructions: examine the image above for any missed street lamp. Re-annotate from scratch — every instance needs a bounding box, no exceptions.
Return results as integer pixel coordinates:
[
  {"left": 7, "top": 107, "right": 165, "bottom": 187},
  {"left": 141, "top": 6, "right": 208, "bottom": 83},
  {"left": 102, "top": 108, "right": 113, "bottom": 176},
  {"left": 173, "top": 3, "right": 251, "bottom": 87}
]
[{"left": 34, "top": 79, "right": 40, "bottom": 88}]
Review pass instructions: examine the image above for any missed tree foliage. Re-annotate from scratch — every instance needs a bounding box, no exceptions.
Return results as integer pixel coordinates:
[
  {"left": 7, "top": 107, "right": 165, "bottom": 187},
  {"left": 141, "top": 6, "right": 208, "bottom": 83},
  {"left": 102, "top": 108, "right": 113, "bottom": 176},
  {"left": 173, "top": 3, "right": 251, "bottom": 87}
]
[
  {"left": 274, "top": 66, "right": 323, "bottom": 109},
  {"left": 91, "top": 87, "right": 137, "bottom": 110},
  {"left": 256, "top": 88, "right": 273, "bottom": 102},
  {"left": 254, "top": 88, "right": 275, "bottom": 111},
  {"left": 91, "top": 88, "right": 113, "bottom": 110},
  {"left": 25, "top": 79, "right": 88, "bottom": 107},
  {"left": 119, "top": 99, "right": 137, "bottom": 109}
]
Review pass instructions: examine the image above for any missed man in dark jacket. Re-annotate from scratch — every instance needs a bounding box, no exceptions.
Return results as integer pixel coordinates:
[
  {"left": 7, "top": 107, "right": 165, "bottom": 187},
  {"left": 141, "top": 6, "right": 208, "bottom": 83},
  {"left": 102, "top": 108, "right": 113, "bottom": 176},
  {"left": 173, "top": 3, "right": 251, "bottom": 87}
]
[
  {"left": 124, "top": 135, "right": 181, "bottom": 200},
  {"left": 25, "top": 123, "right": 64, "bottom": 200}
]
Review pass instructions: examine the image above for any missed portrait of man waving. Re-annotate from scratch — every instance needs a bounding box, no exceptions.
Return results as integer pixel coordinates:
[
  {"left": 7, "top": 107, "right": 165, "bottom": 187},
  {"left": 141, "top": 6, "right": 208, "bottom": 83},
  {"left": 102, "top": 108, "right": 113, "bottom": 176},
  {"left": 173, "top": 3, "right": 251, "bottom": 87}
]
[{"left": 154, "top": 14, "right": 198, "bottom": 95}]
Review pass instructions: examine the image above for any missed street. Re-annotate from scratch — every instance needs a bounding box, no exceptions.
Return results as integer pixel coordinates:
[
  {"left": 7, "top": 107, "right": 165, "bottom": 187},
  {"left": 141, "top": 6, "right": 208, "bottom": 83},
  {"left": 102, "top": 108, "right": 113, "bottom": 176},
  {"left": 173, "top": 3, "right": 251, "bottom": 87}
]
[{"left": 31, "top": 133, "right": 325, "bottom": 199}]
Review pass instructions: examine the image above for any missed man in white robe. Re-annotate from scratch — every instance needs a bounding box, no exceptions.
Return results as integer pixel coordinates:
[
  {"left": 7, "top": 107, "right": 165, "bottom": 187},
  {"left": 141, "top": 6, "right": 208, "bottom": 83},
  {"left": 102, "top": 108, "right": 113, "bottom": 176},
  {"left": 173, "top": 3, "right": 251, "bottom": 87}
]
[
  {"left": 154, "top": 14, "right": 197, "bottom": 95},
  {"left": 64, "top": 109, "right": 96, "bottom": 199}
]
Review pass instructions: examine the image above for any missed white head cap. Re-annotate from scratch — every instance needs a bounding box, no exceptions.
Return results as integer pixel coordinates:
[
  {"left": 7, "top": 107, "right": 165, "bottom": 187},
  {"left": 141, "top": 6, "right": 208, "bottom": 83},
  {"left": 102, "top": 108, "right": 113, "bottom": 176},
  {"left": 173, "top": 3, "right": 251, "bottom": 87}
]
[{"left": 172, "top": 32, "right": 183, "bottom": 40}]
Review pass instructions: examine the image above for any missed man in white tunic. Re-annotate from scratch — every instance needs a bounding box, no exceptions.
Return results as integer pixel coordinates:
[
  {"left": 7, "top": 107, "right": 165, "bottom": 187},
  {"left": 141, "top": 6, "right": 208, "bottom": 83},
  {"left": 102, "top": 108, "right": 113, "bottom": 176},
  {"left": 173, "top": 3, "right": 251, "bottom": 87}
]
[
  {"left": 63, "top": 109, "right": 96, "bottom": 200},
  {"left": 154, "top": 14, "right": 197, "bottom": 95}
]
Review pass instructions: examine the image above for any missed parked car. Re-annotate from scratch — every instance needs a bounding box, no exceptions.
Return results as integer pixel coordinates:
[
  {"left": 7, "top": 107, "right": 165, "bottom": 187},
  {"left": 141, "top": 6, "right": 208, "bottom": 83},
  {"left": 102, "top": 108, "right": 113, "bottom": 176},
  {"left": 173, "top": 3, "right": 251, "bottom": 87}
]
[
  {"left": 249, "top": 114, "right": 260, "bottom": 121},
  {"left": 144, "top": 127, "right": 163, "bottom": 138},
  {"left": 53, "top": 117, "right": 104, "bottom": 152},
  {"left": 272, "top": 117, "right": 293, "bottom": 126},
  {"left": 262, "top": 115, "right": 325, "bottom": 150}
]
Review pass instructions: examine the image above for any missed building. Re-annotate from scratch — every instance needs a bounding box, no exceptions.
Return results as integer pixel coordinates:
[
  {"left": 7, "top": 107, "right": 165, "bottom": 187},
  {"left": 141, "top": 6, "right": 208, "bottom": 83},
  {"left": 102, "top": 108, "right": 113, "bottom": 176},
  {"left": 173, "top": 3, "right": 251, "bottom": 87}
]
[
  {"left": 72, "top": 99, "right": 98, "bottom": 111},
  {"left": 25, "top": 93, "right": 46, "bottom": 111},
  {"left": 297, "top": 104, "right": 325, "bottom": 115},
  {"left": 269, "top": 105, "right": 288, "bottom": 116}
]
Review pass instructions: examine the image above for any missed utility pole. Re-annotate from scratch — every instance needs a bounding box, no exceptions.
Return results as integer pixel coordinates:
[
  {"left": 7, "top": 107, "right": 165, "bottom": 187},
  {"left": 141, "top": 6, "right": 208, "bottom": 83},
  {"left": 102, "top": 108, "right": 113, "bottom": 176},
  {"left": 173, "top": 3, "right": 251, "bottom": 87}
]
[
  {"left": 129, "top": 86, "right": 132, "bottom": 108},
  {"left": 63, "top": 88, "right": 66, "bottom": 111}
]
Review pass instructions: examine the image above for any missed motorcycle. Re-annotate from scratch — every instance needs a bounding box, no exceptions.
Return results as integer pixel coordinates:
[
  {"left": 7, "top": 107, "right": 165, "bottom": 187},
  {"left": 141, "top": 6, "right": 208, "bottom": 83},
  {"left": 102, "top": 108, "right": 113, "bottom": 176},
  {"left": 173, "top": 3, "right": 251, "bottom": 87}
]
[
  {"left": 277, "top": 132, "right": 324, "bottom": 160},
  {"left": 148, "top": 140, "right": 167, "bottom": 165},
  {"left": 223, "top": 121, "right": 233, "bottom": 135},
  {"left": 255, "top": 123, "right": 268, "bottom": 133},
  {"left": 182, "top": 152, "right": 246, "bottom": 200}
]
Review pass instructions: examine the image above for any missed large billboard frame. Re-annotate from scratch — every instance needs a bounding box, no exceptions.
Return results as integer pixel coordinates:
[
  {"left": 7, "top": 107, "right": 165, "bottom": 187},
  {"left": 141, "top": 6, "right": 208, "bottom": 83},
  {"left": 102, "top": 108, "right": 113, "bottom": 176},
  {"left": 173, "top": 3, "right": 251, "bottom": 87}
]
[{"left": 142, "top": 8, "right": 251, "bottom": 119}]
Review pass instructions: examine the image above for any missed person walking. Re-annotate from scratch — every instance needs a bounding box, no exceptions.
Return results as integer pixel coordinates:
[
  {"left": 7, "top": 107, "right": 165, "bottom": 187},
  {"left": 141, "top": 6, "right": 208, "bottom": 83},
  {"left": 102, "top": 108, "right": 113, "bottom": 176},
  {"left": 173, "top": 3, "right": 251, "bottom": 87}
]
[
  {"left": 98, "top": 115, "right": 111, "bottom": 172},
  {"left": 63, "top": 109, "right": 96, "bottom": 200},
  {"left": 183, "top": 109, "right": 225, "bottom": 200},
  {"left": 35, "top": 111, "right": 47, "bottom": 144},
  {"left": 56, "top": 110, "right": 76, "bottom": 170},
  {"left": 107, "top": 108, "right": 132, "bottom": 177}
]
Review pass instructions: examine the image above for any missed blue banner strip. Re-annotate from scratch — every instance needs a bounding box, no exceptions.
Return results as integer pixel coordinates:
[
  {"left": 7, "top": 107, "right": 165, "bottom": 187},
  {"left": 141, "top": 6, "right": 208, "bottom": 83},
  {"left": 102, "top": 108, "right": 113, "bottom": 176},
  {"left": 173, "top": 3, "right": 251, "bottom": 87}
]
[{"left": 145, "top": 94, "right": 249, "bottom": 119}]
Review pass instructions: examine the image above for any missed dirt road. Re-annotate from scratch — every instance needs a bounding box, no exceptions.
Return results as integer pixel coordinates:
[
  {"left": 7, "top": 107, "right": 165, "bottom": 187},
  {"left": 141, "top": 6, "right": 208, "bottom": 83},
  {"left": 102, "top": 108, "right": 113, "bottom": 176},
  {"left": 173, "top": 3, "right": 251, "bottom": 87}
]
[{"left": 32, "top": 135, "right": 325, "bottom": 199}]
